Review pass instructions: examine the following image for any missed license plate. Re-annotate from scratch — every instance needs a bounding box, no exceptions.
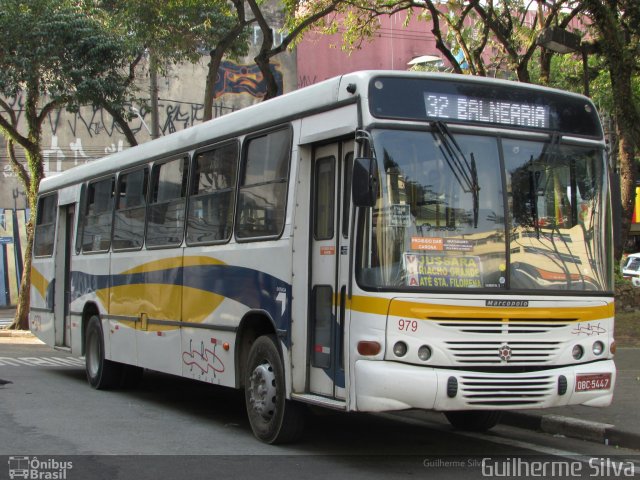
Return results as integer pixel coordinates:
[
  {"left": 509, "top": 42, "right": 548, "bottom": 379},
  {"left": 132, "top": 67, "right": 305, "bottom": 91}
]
[{"left": 575, "top": 373, "right": 612, "bottom": 392}]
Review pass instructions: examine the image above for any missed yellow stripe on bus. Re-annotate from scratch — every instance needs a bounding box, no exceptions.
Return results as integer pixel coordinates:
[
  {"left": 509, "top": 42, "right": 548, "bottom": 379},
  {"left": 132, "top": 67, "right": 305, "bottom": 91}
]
[
  {"left": 105, "top": 284, "right": 226, "bottom": 330},
  {"left": 349, "top": 295, "right": 613, "bottom": 322},
  {"left": 120, "top": 255, "right": 226, "bottom": 275},
  {"left": 30, "top": 266, "right": 49, "bottom": 300}
]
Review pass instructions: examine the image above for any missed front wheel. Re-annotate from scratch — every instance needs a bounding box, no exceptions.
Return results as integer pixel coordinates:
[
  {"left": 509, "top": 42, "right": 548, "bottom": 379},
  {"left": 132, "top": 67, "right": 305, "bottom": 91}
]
[
  {"left": 444, "top": 410, "right": 503, "bottom": 432},
  {"left": 244, "top": 335, "right": 305, "bottom": 444},
  {"left": 85, "top": 315, "right": 122, "bottom": 390}
]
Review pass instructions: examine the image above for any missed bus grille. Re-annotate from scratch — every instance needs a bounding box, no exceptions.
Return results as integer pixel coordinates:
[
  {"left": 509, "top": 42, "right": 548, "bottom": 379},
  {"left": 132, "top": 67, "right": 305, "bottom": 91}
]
[
  {"left": 436, "top": 320, "right": 572, "bottom": 335},
  {"left": 459, "top": 374, "right": 555, "bottom": 407},
  {"left": 445, "top": 341, "right": 560, "bottom": 365}
]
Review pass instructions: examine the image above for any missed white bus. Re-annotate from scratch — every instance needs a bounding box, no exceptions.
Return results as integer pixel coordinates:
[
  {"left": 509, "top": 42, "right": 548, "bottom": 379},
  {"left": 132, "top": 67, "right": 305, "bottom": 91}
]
[{"left": 30, "top": 71, "right": 616, "bottom": 443}]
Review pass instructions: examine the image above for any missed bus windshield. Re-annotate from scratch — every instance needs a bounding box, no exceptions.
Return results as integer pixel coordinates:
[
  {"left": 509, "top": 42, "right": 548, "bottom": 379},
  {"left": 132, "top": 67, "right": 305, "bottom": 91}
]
[{"left": 356, "top": 128, "right": 612, "bottom": 292}]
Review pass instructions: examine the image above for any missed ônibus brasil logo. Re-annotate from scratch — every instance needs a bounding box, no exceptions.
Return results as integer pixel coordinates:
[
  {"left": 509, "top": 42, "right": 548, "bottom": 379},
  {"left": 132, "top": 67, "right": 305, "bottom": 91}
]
[{"left": 8, "top": 456, "right": 73, "bottom": 480}]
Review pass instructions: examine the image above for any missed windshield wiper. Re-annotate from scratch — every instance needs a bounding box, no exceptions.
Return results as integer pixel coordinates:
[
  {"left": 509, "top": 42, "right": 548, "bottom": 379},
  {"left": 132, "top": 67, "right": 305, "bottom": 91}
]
[{"left": 430, "top": 121, "right": 480, "bottom": 228}]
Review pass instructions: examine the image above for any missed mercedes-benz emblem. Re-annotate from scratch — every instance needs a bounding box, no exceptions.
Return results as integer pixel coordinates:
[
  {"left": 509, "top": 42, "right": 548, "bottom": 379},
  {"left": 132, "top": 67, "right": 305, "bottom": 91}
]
[{"left": 499, "top": 344, "right": 512, "bottom": 362}]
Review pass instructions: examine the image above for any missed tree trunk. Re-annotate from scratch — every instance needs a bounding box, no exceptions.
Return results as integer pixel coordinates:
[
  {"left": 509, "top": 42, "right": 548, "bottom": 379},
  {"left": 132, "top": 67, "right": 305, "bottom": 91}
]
[
  {"left": 538, "top": 48, "right": 552, "bottom": 86},
  {"left": 10, "top": 218, "right": 33, "bottom": 330},
  {"left": 203, "top": 47, "right": 225, "bottom": 122},
  {"left": 9, "top": 128, "right": 43, "bottom": 329},
  {"left": 608, "top": 61, "right": 640, "bottom": 261},
  {"left": 149, "top": 52, "right": 160, "bottom": 139}
]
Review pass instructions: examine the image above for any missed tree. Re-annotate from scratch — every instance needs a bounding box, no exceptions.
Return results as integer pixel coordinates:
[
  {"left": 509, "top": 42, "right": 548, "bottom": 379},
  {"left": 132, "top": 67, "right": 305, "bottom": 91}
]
[
  {"left": 248, "top": 0, "right": 345, "bottom": 100},
  {"left": 202, "top": 0, "right": 253, "bottom": 120},
  {"left": 103, "top": 0, "right": 253, "bottom": 124},
  {"left": 581, "top": 0, "right": 640, "bottom": 260},
  {"left": 0, "top": 0, "right": 136, "bottom": 329},
  {"left": 333, "top": 0, "right": 580, "bottom": 81}
]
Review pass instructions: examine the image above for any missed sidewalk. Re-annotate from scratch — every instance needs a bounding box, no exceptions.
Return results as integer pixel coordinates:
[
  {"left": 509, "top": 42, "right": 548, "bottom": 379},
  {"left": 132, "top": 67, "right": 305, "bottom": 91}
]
[
  {"left": 1, "top": 307, "right": 638, "bottom": 450},
  {"left": 501, "top": 347, "right": 640, "bottom": 450},
  {"left": 0, "top": 307, "right": 15, "bottom": 329}
]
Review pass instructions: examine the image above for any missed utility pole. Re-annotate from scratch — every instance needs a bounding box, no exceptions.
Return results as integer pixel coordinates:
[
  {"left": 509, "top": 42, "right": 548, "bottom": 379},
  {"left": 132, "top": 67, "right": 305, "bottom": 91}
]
[{"left": 149, "top": 51, "right": 161, "bottom": 140}]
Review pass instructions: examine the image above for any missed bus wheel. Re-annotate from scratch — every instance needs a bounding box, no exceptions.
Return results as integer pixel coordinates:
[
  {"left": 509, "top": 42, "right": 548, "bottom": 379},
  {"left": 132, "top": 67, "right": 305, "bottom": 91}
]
[
  {"left": 244, "top": 335, "right": 305, "bottom": 444},
  {"left": 85, "top": 315, "right": 122, "bottom": 390},
  {"left": 444, "top": 411, "right": 503, "bottom": 432}
]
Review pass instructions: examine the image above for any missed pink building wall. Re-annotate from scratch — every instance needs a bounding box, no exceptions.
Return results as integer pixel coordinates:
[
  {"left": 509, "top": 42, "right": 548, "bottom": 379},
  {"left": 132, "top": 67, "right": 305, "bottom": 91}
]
[
  {"left": 296, "top": 12, "right": 440, "bottom": 87},
  {"left": 296, "top": 9, "right": 586, "bottom": 88}
]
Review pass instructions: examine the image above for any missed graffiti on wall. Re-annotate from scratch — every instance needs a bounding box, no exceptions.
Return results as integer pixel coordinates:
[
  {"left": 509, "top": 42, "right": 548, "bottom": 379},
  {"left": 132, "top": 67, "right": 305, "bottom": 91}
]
[
  {"left": 214, "top": 61, "right": 284, "bottom": 99},
  {"left": 0, "top": 208, "right": 29, "bottom": 307}
]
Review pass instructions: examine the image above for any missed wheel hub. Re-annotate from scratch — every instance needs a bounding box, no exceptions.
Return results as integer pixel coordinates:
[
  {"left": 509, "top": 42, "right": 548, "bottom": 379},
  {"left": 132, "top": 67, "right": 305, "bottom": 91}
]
[
  {"left": 248, "top": 362, "right": 277, "bottom": 421},
  {"left": 87, "top": 331, "right": 100, "bottom": 377}
]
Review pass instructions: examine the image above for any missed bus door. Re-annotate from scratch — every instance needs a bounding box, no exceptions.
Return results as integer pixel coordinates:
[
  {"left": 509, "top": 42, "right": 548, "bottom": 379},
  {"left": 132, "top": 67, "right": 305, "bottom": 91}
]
[
  {"left": 309, "top": 141, "right": 353, "bottom": 399},
  {"left": 53, "top": 204, "right": 74, "bottom": 348}
]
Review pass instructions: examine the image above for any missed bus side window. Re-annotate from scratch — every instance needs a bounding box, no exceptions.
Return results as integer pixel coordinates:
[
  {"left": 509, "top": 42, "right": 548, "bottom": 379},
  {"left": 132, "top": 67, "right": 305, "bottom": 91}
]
[
  {"left": 81, "top": 177, "right": 114, "bottom": 252},
  {"left": 236, "top": 128, "right": 291, "bottom": 240},
  {"left": 147, "top": 157, "right": 189, "bottom": 248},
  {"left": 34, "top": 194, "right": 58, "bottom": 257},
  {"left": 187, "top": 142, "right": 239, "bottom": 245},
  {"left": 113, "top": 167, "right": 148, "bottom": 250}
]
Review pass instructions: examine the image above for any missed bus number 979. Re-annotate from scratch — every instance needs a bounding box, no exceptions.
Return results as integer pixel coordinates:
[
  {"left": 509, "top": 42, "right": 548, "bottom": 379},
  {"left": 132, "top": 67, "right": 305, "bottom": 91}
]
[{"left": 398, "top": 319, "right": 418, "bottom": 333}]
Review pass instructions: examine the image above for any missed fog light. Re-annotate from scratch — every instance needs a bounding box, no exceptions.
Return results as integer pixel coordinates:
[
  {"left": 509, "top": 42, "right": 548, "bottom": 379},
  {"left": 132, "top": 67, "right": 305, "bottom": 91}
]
[
  {"left": 572, "top": 344, "right": 584, "bottom": 360},
  {"left": 418, "top": 345, "right": 432, "bottom": 361},
  {"left": 558, "top": 375, "right": 568, "bottom": 395},
  {"left": 447, "top": 377, "right": 458, "bottom": 398},
  {"left": 592, "top": 341, "right": 605, "bottom": 356},
  {"left": 393, "top": 341, "right": 408, "bottom": 357}
]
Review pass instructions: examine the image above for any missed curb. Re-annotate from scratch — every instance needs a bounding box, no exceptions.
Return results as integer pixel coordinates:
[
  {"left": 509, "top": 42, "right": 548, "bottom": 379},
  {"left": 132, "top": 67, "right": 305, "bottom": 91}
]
[
  {"left": 0, "top": 329, "right": 34, "bottom": 338},
  {"left": 501, "top": 412, "right": 640, "bottom": 450}
]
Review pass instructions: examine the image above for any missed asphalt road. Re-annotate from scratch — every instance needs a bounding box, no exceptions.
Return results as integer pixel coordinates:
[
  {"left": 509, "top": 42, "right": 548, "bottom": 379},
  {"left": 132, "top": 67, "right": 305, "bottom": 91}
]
[{"left": 1, "top": 342, "right": 638, "bottom": 480}]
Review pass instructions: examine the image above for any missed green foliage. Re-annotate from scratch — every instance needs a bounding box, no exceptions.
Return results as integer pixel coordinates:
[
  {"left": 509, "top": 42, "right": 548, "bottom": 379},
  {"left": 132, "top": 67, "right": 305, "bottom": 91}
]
[
  {"left": 0, "top": 0, "right": 134, "bottom": 110},
  {"left": 103, "top": 0, "right": 251, "bottom": 69}
]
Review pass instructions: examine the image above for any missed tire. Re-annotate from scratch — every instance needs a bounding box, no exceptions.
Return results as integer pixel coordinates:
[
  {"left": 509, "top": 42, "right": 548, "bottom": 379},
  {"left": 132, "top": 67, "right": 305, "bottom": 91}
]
[
  {"left": 244, "top": 335, "right": 305, "bottom": 444},
  {"left": 444, "top": 410, "right": 503, "bottom": 432},
  {"left": 85, "top": 315, "right": 122, "bottom": 390}
]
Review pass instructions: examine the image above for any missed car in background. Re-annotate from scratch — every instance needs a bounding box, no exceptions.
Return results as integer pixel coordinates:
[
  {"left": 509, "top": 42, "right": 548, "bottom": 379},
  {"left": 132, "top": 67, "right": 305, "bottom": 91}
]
[{"left": 622, "top": 253, "right": 640, "bottom": 286}]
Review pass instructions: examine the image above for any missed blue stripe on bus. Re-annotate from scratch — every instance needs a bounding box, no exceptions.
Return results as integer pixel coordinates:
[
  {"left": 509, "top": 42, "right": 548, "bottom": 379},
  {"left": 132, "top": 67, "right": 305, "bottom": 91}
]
[{"left": 70, "top": 264, "right": 292, "bottom": 335}]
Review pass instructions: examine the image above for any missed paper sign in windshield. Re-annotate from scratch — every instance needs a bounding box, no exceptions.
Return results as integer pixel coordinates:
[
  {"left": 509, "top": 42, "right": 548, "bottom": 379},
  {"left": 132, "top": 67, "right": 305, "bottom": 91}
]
[
  {"left": 411, "top": 236, "right": 473, "bottom": 252},
  {"left": 404, "top": 253, "right": 482, "bottom": 288}
]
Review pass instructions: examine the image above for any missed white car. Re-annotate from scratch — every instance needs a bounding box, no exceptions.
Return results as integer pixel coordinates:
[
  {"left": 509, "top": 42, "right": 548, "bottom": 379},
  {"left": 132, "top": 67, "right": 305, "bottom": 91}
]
[{"left": 622, "top": 253, "right": 640, "bottom": 286}]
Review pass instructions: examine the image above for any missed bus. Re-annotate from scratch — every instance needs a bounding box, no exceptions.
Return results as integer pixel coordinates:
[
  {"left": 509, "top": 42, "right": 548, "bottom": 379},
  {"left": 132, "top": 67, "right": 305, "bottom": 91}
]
[{"left": 29, "top": 71, "right": 616, "bottom": 444}]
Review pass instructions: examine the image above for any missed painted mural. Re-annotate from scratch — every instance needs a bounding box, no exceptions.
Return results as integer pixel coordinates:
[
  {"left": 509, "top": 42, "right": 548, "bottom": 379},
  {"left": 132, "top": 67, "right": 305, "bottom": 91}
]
[
  {"left": 0, "top": 208, "right": 29, "bottom": 307},
  {"left": 214, "top": 61, "right": 284, "bottom": 98}
]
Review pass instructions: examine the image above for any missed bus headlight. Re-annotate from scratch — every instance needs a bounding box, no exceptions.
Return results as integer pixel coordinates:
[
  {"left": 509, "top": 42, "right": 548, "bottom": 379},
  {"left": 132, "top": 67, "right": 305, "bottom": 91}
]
[
  {"left": 418, "top": 345, "right": 432, "bottom": 361},
  {"left": 393, "top": 341, "right": 408, "bottom": 357},
  {"left": 592, "top": 341, "right": 605, "bottom": 356},
  {"left": 572, "top": 345, "right": 584, "bottom": 360}
]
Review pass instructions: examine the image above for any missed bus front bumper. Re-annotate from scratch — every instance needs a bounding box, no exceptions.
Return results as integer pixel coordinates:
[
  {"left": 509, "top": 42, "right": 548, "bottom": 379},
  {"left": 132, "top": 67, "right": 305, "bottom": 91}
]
[{"left": 354, "top": 359, "right": 615, "bottom": 412}]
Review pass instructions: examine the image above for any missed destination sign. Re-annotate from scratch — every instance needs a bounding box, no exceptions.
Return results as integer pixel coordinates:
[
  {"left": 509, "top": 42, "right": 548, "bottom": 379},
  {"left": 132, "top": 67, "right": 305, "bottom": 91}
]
[
  {"left": 404, "top": 253, "right": 482, "bottom": 288},
  {"left": 368, "top": 76, "right": 603, "bottom": 138},
  {"left": 424, "top": 93, "right": 550, "bottom": 129}
]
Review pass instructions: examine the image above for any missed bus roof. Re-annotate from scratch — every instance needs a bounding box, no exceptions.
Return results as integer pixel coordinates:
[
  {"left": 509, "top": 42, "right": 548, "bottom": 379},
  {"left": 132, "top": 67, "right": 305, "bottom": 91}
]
[{"left": 38, "top": 70, "right": 596, "bottom": 194}]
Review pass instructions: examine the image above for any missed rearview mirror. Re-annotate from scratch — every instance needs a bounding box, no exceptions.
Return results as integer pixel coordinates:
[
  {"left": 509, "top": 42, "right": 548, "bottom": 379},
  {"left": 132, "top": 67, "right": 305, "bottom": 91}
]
[{"left": 352, "top": 157, "right": 379, "bottom": 207}]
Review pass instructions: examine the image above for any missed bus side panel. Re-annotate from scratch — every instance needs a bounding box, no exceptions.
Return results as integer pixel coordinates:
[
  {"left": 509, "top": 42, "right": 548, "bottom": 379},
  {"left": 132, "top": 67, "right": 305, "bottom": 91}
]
[
  {"left": 179, "top": 244, "right": 294, "bottom": 388},
  {"left": 30, "top": 259, "right": 56, "bottom": 347},
  {"left": 109, "top": 251, "right": 142, "bottom": 367},
  {"left": 180, "top": 326, "right": 236, "bottom": 387},
  {"left": 111, "top": 249, "right": 183, "bottom": 375},
  {"left": 71, "top": 252, "right": 111, "bottom": 354},
  {"left": 290, "top": 141, "right": 310, "bottom": 394}
]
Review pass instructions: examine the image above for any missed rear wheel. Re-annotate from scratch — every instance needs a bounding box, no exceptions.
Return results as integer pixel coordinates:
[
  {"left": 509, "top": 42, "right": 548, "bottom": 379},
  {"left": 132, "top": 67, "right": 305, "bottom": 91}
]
[
  {"left": 85, "top": 315, "right": 122, "bottom": 390},
  {"left": 244, "top": 335, "right": 305, "bottom": 444},
  {"left": 444, "top": 410, "right": 503, "bottom": 432}
]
